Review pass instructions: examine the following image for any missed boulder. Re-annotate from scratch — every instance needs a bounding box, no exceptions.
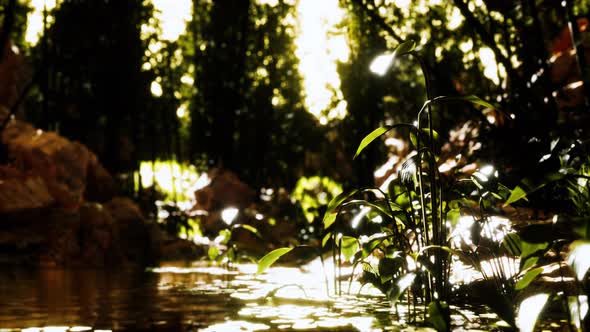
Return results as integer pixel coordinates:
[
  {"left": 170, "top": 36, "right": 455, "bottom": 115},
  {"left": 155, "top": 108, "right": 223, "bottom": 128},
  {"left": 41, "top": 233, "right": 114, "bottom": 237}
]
[
  {"left": 0, "top": 107, "right": 116, "bottom": 206},
  {"left": 0, "top": 102, "right": 204, "bottom": 266},
  {"left": 0, "top": 166, "right": 54, "bottom": 214},
  {"left": 193, "top": 168, "right": 255, "bottom": 211},
  {"left": 192, "top": 168, "right": 256, "bottom": 236},
  {"left": 104, "top": 197, "right": 158, "bottom": 265}
]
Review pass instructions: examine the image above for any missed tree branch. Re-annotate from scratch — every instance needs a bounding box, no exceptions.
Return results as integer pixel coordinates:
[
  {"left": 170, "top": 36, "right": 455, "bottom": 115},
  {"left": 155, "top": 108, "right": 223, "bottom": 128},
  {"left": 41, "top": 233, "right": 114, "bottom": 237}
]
[
  {"left": 452, "top": 0, "right": 519, "bottom": 80},
  {"left": 348, "top": 0, "right": 403, "bottom": 43}
]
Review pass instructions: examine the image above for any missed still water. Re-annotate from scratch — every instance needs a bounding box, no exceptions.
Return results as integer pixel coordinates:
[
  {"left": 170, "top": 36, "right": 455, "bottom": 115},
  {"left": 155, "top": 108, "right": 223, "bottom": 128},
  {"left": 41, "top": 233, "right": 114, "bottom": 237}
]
[{"left": 0, "top": 261, "right": 494, "bottom": 331}]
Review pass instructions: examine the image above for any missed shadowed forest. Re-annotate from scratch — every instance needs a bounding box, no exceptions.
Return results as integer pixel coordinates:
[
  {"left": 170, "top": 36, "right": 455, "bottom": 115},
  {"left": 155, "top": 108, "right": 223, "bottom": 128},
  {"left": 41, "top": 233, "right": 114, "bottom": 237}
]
[{"left": 1, "top": 0, "right": 590, "bottom": 331}]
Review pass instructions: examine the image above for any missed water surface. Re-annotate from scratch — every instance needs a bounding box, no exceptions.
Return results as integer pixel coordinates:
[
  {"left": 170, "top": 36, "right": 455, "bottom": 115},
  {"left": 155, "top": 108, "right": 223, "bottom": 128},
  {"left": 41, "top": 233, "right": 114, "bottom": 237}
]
[{"left": 0, "top": 261, "right": 496, "bottom": 331}]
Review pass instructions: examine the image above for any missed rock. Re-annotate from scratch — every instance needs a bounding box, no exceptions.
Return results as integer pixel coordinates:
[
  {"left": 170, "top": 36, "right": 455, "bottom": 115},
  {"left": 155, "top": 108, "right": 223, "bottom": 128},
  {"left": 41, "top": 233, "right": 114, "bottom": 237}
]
[
  {"left": 39, "top": 203, "right": 121, "bottom": 266},
  {"left": 0, "top": 107, "right": 116, "bottom": 207},
  {"left": 193, "top": 168, "right": 255, "bottom": 211},
  {"left": 192, "top": 168, "right": 256, "bottom": 236},
  {"left": 104, "top": 197, "right": 158, "bottom": 265},
  {"left": 85, "top": 154, "right": 116, "bottom": 202},
  {"left": 0, "top": 166, "right": 54, "bottom": 214},
  {"left": 0, "top": 101, "right": 201, "bottom": 266}
]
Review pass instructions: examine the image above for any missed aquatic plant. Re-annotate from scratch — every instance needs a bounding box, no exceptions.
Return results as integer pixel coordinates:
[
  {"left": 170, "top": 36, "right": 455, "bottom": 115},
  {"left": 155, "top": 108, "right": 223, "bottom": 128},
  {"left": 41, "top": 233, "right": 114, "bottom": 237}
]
[{"left": 257, "top": 39, "right": 590, "bottom": 331}]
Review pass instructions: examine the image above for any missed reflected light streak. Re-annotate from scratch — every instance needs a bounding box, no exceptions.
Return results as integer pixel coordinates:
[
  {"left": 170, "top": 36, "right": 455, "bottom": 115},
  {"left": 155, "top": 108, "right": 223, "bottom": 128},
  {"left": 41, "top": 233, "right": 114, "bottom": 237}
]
[
  {"left": 294, "top": 0, "right": 349, "bottom": 123},
  {"left": 200, "top": 320, "right": 269, "bottom": 332},
  {"left": 451, "top": 215, "right": 512, "bottom": 247},
  {"left": 351, "top": 206, "right": 371, "bottom": 229},
  {"left": 569, "top": 295, "right": 589, "bottom": 330},
  {"left": 221, "top": 207, "right": 239, "bottom": 225},
  {"left": 516, "top": 293, "right": 549, "bottom": 332},
  {"left": 42, "top": 328, "right": 69, "bottom": 332},
  {"left": 568, "top": 241, "right": 590, "bottom": 280}
]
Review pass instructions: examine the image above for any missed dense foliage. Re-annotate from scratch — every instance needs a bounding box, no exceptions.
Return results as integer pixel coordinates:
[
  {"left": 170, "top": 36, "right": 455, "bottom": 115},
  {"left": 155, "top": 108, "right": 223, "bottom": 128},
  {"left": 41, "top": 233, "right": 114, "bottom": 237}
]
[{"left": 2, "top": 0, "right": 590, "bottom": 329}]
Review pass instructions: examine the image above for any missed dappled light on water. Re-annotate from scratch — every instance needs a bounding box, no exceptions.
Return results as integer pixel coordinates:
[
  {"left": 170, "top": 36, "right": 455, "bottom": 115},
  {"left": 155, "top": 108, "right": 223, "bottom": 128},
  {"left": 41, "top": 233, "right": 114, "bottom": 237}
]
[{"left": 2, "top": 262, "right": 535, "bottom": 331}]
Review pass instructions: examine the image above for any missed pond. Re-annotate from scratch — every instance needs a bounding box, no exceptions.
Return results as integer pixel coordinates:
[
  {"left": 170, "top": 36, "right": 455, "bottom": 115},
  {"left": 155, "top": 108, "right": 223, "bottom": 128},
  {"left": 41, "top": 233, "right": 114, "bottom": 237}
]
[{"left": 0, "top": 260, "right": 512, "bottom": 331}]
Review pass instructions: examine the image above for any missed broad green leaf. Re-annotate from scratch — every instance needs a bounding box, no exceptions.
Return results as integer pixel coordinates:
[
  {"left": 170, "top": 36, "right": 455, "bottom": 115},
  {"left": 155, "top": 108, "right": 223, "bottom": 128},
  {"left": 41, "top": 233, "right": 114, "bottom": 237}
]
[
  {"left": 340, "top": 236, "right": 359, "bottom": 262},
  {"left": 256, "top": 247, "right": 293, "bottom": 275},
  {"left": 354, "top": 127, "right": 390, "bottom": 159},
  {"left": 354, "top": 124, "right": 415, "bottom": 159},
  {"left": 521, "top": 256, "right": 539, "bottom": 271},
  {"left": 516, "top": 293, "right": 549, "bottom": 332},
  {"left": 322, "top": 189, "right": 358, "bottom": 229},
  {"left": 208, "top": 246, "right": 219, "bottom": 261},
  {"left": 504, "top": 185, "right": 528, "bottom": 206},
  {"left": 393, "top": 39, "right": 416, "bottom": 57},
  {"left": 520, "top": 240, "right": 549, "bottom": 260},
  {"left": 447, "top": 208, "right": 460, "bottom": 225},
  {"left": 515, "top": 267, "right": 543, "bottom": 290},
  {"left": 428, "top": 300, "right": 451, "bottom": 332}
]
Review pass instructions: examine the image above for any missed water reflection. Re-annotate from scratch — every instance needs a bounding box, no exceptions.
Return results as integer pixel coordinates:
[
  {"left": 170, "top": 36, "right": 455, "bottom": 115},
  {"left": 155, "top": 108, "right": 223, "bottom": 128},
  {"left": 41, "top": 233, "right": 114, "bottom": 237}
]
[
  {"left": 1, "top": 262, "right": 501, "bottom": 331},
  {"left": 0, "top": 266, "right": 218, "bottom": 331}
]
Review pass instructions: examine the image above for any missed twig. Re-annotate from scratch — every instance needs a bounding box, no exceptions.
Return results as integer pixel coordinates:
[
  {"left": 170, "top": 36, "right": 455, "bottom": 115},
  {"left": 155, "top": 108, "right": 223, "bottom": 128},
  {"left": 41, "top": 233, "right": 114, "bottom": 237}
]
[{"left": 452, "top": 0, "right": 519, "bottom": 82}]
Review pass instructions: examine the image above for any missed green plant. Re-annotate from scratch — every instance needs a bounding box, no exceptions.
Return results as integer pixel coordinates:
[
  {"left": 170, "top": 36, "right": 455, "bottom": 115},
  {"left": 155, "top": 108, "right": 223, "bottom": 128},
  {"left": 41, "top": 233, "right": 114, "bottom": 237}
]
[
  {"left": 208, "top": 223, "right": 262, "bottom": 268},
  {"left": 257, "top": 40, "right": 501, "bottom": 331},
  {"left": 256, "top": 39, "right": 590, "bottom": 331}
]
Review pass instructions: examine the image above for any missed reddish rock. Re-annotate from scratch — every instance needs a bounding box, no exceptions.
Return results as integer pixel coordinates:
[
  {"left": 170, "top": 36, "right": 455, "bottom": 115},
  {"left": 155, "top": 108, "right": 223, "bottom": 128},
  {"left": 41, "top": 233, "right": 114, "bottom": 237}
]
[
  {"left": 193, "top": 168, "right": 255, "bottom": 211},
  {"left": 85, "top": 154, "right": 116, "bottom": 202},
  {"left": 192, "top": 168, "right": 257, "bottom": 236},
  {"left": 0, "top": 107, "right": 116, "bottom": 207},
  {"left": 104, "top": 197, "right": 158, "bottom": 265},
  {"left": 0, "top": 166, "right": 54, "bottom": 214}
]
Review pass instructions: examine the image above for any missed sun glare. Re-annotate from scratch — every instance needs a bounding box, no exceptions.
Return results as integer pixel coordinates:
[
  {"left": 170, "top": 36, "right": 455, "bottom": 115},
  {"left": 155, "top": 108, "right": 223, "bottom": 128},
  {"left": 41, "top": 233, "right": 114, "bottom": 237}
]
[
  {"left": 479, "top": 47, "right": 505, "bottom": 86},
  {"left": 24, "top": 0, "right": 58, "bottom": 45},
  {"left": 294, "top": 0, "right": 350, "bottom": 124},
  {"left": 138, "top": 160, "right": 206, "bottom": 202},
  {"left": 149, "top": 0, "right": 192, "bottom": 41}
]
